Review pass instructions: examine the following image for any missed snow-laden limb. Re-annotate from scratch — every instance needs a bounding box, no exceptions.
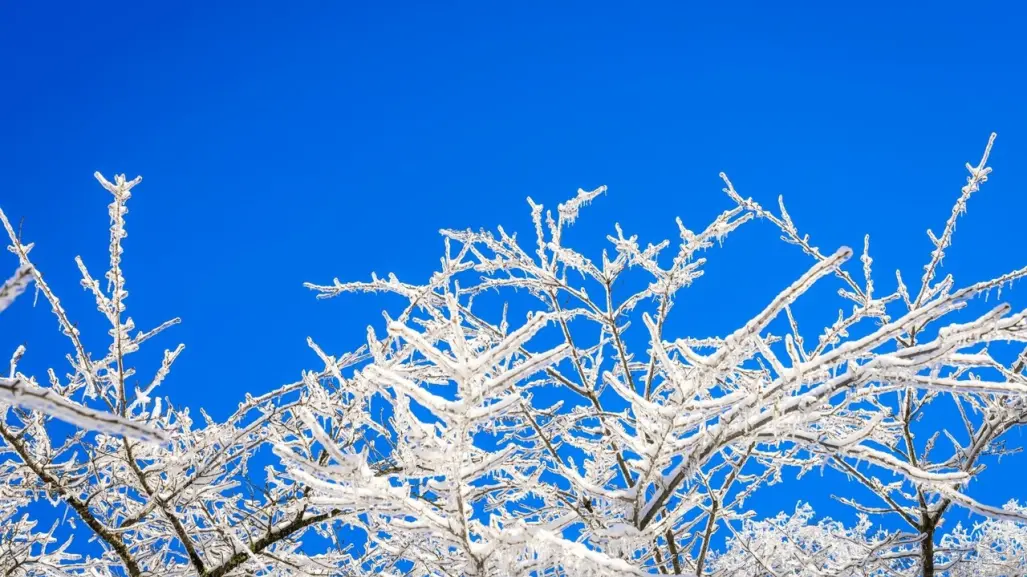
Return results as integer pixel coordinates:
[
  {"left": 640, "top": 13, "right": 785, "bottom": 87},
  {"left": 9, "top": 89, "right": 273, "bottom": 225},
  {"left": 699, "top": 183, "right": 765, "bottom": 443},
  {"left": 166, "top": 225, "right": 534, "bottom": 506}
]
[
  {"left": 0, "top": 265, "right": 32, "bottom": 314},
  {"left": 0, "top": 377, "right": 165, "bottom": 441}
]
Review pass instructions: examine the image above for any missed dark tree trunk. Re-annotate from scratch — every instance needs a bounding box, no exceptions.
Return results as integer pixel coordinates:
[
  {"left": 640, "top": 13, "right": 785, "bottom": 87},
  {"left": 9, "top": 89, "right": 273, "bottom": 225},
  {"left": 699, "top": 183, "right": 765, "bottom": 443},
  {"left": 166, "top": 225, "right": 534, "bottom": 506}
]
[{"left": 921, "top": 525, "right": 935, "bottom": 577}]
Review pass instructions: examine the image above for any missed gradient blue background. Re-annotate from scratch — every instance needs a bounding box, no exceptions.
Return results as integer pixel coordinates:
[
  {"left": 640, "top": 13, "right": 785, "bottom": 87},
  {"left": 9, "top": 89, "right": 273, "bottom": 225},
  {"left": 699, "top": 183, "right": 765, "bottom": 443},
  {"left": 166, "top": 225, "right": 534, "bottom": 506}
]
[{"left": 2, "top": 0, "right": 1026, "bottom": 539}]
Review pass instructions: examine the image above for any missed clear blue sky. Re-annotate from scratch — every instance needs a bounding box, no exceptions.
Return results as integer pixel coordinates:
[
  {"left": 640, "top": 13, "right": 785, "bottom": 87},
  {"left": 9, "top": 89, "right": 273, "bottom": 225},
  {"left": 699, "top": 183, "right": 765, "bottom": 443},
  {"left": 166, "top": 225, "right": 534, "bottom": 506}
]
[{"left": 2, "top": 1, "right": 1026, "bottom": 529}]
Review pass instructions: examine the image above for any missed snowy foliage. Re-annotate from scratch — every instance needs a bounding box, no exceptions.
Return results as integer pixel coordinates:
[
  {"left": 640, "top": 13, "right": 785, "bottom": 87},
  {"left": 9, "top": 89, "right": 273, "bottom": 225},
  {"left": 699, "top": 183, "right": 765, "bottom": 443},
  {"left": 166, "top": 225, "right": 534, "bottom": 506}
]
[{"left": 1, "top": 135, "right": 1026, "bottom": 576}]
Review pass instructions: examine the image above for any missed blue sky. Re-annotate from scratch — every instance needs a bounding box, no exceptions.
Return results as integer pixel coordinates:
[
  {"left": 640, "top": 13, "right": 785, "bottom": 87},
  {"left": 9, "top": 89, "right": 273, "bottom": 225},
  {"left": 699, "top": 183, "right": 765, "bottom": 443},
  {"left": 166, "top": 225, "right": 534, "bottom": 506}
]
[{"left": 3, "top": 0, "right": 1027, "bottom": 533}]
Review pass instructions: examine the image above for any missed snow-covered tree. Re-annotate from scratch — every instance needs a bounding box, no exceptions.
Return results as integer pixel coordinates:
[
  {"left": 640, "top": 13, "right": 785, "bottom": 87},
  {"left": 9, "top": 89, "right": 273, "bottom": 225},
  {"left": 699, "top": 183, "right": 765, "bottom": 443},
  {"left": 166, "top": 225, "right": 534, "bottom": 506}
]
[
  {"left": 285, "top": 133, "right": 1027, "bottom": 575},
  {"left": 721, "top": 133, "right": 1027, "bottom": 576},
  {"left": 1, "top": 135, "right": 1025, "bottom": 576}
]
